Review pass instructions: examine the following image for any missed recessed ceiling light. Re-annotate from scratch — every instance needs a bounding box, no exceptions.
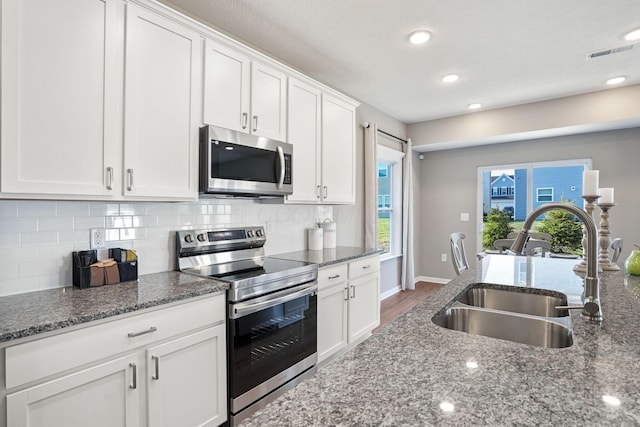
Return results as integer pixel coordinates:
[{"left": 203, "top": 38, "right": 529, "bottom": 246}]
[
  {"left": 442, "top": 74, "right": 460, "bottom": 83},
  {"left": 467, "top": 103, "right": 482, "bottom": 110},
  {"left": 624, "top": 28, "right": 640, "bottom": 41},
  {"left": 409, "top": 30, "right": 432, "bottom": 45},
  {"left": 606, "top": 76, "right": 626, "bottom": 85}
]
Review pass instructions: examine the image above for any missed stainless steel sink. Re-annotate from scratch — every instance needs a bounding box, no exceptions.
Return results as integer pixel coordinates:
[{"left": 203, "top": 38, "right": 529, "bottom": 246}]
[
  {"left": 432, "top": 302, "right": 573, "bottom": 348},
  {"left": 432, "top": 284, "right": 573, "bottom": 348},
  {"left": 458, "top": 284, "right": 569, "bottom": 317}
]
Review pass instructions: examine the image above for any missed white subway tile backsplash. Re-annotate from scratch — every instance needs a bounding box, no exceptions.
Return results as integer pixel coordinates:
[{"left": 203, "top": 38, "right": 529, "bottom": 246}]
[
  {"left": 39, "top": 216, "right": 74, "bottom": 231},
  {"left": 17, "top": 201, "right": 57, "bottom": 217},
  {"left": 57, "top": 201, "right": 91, "bottom": 217},
  {"left": 90, "top": 202, "right": 120, "bottom": 216},
  {"left": 0, "top": 202, "right": 18, "bottom": 217},
  {"left": 0, "top": 200, "right": 333, "bottom": 296},
  {"left": 74, "top": 216, "right": 106, "bottom": 230},
  {"left": 21, "top": 231, "right": 59, "bottom": 247},
  {"left": 0, "top": 218, "right": 38, "bottom": 233}
]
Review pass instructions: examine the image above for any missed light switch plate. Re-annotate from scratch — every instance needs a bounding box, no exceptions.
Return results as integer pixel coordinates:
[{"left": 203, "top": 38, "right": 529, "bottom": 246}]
[{"left": 460, "top": 213, "right": 470, "bottom": 221}]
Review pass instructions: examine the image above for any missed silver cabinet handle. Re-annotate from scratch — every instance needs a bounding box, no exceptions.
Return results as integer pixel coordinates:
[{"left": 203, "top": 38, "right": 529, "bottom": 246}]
[
  {"left": 242, "top": 112, "right": 248, "bottom": 129},
  {"left": 316, "top": 185, "right": 321, "bottom": 199},
  {"left": 344, "top": 287, "right": 349, "bottom": 301},
  {"left": 350, "top": 285, "right": 356, "bottom": 299},
  {"left": 323, "top": 186, "right": 328, "bottom": 198},
  {"left": 252, "top": 115, "right": 258, "bottom": 132},
  {"left": 151, "top": 355, "right": 160, "bottom": 380},
  {"left": 328, "top": 274, "right": 341, "bottom": 280},
  {"left": 129, "top": 363, "right": 137, "bottom": 389},
  {"left": 127, "top": 326, "right": 157, "bottom": 338},
  {"left": 106, "top": 166, "right": 114, "bottom": 190},
  {"left": 362, "top": 265, "right": 371, "bottom": 270},
  {"left": 276, "top": 146, "right": 285, "bottom": 189},
  {"left": 126, "top": 168, "right": 134, "bottom": 191}
]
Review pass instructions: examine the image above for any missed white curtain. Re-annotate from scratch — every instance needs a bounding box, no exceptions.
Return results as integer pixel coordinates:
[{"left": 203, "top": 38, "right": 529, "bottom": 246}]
[
  {"left": 401, "top": 138, "right": 415, "bottom": 290},
  {"left": 364, "top": 123, "right": 378, "bottom": 249}
]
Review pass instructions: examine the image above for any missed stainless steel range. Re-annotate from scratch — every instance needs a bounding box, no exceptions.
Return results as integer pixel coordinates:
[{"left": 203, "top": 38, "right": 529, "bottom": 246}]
[{"left": 176, "top": 226, "right": 318, "bottom": 425}]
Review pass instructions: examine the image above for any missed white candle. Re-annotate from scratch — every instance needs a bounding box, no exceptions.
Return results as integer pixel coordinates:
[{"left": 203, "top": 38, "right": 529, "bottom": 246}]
[
  {"left": 582, "top": 170, "right": 599, "bottom": 196},
  {"left": 599, "top": 187, "right": 614, "bottom": 204}
]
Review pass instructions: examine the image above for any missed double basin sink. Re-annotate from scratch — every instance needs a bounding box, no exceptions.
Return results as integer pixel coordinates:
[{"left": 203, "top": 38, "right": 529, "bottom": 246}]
[{"left": 432, "top": 283, "right": 573, "bottom": 348}]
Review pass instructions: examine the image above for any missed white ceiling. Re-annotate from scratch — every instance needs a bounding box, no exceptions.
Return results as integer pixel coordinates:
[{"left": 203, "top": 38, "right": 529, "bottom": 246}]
[{"left": 166, "top": 0, "right": 640, "bottom": 124}]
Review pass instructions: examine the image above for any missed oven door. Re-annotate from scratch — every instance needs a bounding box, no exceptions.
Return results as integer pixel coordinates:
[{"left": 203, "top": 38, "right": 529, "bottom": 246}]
[
  {"left": 228, "top": 282, "right": 317, "bottom": 414},
  {"left": 201, "top": 125, "right": 292, "bottom": 196}
]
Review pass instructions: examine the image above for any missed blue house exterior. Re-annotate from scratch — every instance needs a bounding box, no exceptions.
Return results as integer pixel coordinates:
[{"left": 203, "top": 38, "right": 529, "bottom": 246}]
[{"left": 484, "top": 165, "right": 584, "bottom": 221}]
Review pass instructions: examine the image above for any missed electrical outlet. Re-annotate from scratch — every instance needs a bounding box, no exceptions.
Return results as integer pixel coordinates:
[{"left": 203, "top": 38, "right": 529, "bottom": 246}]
[
  {"left": 90, "top": 228, "right": 106, "bottom": 249},
  {"left": 441, "top": 253, "right": 447, "bottom": 262},
  {"left": 460, "top": 213, "right": 470, "bottom": 222}
]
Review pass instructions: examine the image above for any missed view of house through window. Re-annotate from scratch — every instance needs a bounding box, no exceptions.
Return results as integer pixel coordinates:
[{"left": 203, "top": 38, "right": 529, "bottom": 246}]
[
  {"left": 377, "top": 145, "right": 404, "bottom": 256},
  {"left": 478, "top": 159, "right": 591, "bottom": 254}
]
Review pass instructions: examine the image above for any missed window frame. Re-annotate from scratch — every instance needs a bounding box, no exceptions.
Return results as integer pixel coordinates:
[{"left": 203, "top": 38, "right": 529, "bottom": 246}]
[
  {"left": 536, "top": 187, "right": 554, "bottom": 202},
  {"left": 377, "top": 145, "right": 405, "bottom": 261}
]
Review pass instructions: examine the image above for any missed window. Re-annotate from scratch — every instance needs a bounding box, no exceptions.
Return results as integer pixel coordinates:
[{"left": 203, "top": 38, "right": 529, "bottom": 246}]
[
  {"left": 377, "top": 146, "right": 404, "bottom": 257},
  {"left": 537, "top": 187, "right": 553, "bottom": 202}
]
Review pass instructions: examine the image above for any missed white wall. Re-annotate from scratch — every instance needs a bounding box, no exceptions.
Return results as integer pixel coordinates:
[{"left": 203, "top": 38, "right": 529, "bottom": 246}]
[
  {"left": 412, "top": 127, "right": 640, "bottom": 281},
  {"left": 0, "top": 198, "right": 331, "bottom": 296}
]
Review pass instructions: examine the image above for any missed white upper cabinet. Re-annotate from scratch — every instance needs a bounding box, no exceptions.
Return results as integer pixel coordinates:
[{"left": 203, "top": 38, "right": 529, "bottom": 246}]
[
  {"left": 286, "top": 78, "right": 322, "bottom": 203},
  {"left": 321, "top": 94, "right": 357, "bottom": 204},
  {"left": 123, "top": 3, "right": 201, "bottom": 199},
  {"left": 203, "top": 39, "right": 251, "bottom": 133},
  {"left": 204, "top": 38, "right": 287, "bottom": 141},
  {"left": 0, "top": 0, "right": 121, "bottom": 197}
]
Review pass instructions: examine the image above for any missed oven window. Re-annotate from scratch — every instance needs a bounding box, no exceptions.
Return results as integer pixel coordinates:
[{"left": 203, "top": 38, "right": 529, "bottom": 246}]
[
  {"left": 229, "top": 294, "right": 317, "bottom": 399},
  {"left": 210, "top": 141, "right": 278, "bottom": 183}
]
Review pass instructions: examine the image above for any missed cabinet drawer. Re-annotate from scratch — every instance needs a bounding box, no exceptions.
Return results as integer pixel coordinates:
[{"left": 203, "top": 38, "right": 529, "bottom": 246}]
[
  {"left": 5, "top": 294, "right": 225, "bottom": 389},
  {"left": 348, "top": 255, "right": 380, "bottom": 280},
  {"left": 318, "top": 264, "right": 348, "bottom": 290}
]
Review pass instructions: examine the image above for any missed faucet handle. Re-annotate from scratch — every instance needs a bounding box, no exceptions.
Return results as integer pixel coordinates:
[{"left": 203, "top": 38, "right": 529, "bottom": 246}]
[{"left": 555, "top": 301, "right": 600, "bottom": 315}]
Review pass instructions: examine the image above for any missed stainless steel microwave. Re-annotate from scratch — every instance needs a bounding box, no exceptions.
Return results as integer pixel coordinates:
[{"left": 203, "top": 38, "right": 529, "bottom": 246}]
[{"left": 199, "top": 125, "right": 293, "bottom": 197}]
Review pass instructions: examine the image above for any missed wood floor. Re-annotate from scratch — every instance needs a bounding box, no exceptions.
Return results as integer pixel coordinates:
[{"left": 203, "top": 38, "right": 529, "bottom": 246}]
[{"left": 373, "top": 281, "right": 444, "bottom": 333}]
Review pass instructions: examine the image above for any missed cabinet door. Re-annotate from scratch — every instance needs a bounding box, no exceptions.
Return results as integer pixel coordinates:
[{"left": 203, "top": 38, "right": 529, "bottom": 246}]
[
  {"left": 251, "top": 62, "right": 287, "bottom": 141},
  {"left": 321, "top": 95, "right": 356, "bottom": 204},
  {"left": 6, "top": 354, "right": 140, "bottom": 427},
  {"left": 317, "top": 283, "right": 349, "bottom": 363},
  {"left": 286, "top": 78, "right": 322, "bottom": 203},
  {"left": 0, "top": 0, "right": 121, "bottom": 196},
  {"left": 348, "top": 273, "right": 380, "bottom": 343},
  {"left": 146, "top": 325, "right": 227, "bottom": 427},
  {"left": 203, "top": 38, "right": 251, "bottom": 133},
  {"left": 123, "top": 4, "right": 201, "bottom": 199}
]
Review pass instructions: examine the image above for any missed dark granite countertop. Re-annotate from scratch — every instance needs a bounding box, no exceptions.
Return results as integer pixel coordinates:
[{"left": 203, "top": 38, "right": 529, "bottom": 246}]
[
  {"left": 0, "top": 271, "right": 228, "bottom": 345},
  {"left": 270, "top": 246, "right": 382, "bottom": 267},
  {"left": 240, "top": 255, "right": 640, "bottom": 426}
]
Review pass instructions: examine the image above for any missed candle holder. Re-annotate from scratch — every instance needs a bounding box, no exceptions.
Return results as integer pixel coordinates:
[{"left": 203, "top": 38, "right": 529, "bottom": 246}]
[
  {"left": 597, "top": 202, "right": 620, "bottom": 271},
  {"left": 574, "top": 195, "right": 600, "bottom": 273}
]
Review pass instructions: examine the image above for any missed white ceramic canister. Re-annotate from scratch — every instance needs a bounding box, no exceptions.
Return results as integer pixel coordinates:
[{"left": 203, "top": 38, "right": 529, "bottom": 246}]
[
  {"left": 308, "top": 228, "right": 324, "bottom": 251},
  {"left": 321, "top": 219, "right": 336, "bottom": 249}
]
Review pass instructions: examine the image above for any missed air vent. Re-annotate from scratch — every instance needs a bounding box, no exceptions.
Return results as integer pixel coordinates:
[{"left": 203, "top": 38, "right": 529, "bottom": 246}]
[{"left": 587, "top": 43, "right": 634, "bottom": 59}]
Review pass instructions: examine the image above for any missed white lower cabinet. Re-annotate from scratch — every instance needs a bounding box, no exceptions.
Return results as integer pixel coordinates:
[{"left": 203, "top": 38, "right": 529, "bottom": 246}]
[
  {"left": 7, "top": 354, "right": 141, "bottom": 427},
  {"left": 317, "top": 256, "right": 380, "bottom": 363},
  {"left": 4, "top": 295, "right": 227, "bottom": 427},
  {"left": 146, "top": 325, "right": 226, "bottom": 427}
]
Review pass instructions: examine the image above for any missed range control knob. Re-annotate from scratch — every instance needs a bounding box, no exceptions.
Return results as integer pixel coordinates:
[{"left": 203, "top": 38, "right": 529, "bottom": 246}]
[
  {"left": 184, "top": 234, "right": 194, "bottom": 243},
  {"left": 256, "top": 229, "right": 264, "bottom": 237},
  {"left": 246, "top": 230, "right": 254, "bottom": 238},
  {"left": 196, "top": 233, "right": 206, "bottom": 242}
]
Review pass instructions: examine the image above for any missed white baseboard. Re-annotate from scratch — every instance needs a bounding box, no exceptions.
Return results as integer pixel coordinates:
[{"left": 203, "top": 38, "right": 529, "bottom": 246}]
[
  {"left": 380, "top": 286, "right": 401, "bottom": 301},
  {"left": 415, "top": 275, "right": 450, "bottom": 285}
]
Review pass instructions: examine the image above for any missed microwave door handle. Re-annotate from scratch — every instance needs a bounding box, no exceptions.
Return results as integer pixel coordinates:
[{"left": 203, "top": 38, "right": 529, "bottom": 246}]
[{"left": 277, "top": 145, "right": 285, "bottom": 189}]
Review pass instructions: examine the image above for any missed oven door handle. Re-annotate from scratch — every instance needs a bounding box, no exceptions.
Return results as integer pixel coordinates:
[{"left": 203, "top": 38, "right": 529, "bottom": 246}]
[{"left": 230, "top": 282, "right": 317, "bottom": 319}]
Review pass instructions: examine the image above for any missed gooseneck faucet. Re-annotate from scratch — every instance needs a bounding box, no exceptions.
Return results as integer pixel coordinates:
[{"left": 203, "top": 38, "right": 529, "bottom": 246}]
[{"left": 509, "top": 202, "right": 602, "bottom": 322}]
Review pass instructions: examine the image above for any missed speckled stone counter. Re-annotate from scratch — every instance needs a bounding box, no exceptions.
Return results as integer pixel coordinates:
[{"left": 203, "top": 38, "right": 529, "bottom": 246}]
[
  {"left": 0, "top": 271, "right": 228, "bottom": 345},
  {"left": 271, "top": 246, "right": 381, "bottom": 267},
  {"left": 240, "top": 255, "right": 640, "bottom": 426}
]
